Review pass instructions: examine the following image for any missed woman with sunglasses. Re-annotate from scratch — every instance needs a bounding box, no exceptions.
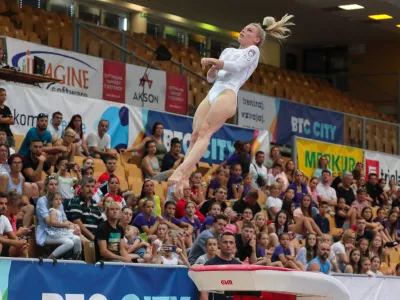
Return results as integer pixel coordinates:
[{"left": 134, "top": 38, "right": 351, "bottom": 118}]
[{"left": 66, "top": 114, "right": 89, "bottom": 157}]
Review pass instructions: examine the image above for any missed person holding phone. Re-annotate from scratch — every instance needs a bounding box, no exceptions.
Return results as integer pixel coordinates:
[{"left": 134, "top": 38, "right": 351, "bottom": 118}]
[
  {"left": 156, "top": 241, "right": 190, "bottom": 266},
  {"left": 54, "top": 156, "right": 81, "bottom": 207}
]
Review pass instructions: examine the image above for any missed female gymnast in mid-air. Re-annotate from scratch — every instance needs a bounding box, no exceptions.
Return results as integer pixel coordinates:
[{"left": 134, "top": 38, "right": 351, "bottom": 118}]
[{"left": 168, "top": 14, "right": 295, "bottom": 196}]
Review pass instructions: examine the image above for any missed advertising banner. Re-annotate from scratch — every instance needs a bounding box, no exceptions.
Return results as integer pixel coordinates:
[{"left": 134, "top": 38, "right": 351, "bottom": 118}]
[
  {"left": 102, "top": 60, "right": 126, "bottom": 103},
  {"left": 276, "top": 100, "right": 344, "bottom": 145},
  {"left": 364, "top": 150, "right": 400, "bottom": 186},
  {"left": 165, "top": 72, "right": 188, "bottom": 115},
  {"left": 296, "top": 138, "right": 363, "bottom": 179},
  {"left": 6, "top": 37, "right": 104, "bottom": 99}
]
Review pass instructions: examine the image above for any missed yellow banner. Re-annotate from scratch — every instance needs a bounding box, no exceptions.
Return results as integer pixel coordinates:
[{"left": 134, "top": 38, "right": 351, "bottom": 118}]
[{"left": 296, "top": 138, "right": 364, "bottom": 180}]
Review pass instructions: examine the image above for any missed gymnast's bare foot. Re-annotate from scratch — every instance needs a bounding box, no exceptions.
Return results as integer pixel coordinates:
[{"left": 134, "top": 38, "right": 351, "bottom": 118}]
[{"left": 167, "top": 170, "right": 185, "bottom": 187}]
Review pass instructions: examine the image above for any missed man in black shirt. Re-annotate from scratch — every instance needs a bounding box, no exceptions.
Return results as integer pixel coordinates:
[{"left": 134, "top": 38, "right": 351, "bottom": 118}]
[
  {"left": 355, "top": 217, "right": 373, "bottom": 242},
  {"left": 352, "top": 162, "right": 363, "bottom": 181},
  {"left": 0, "top": 88, "right": 14, "bottom": 147},
  {"left": 366, "top": 173, "right": 379, "bottom": 206},
  {"left": 232, "top": 190, "right": 261, "bottom": 215},
  {"left": 234, "top": 222, "right": 257, "bottom": 264},
  {"left": 161, "top": 138, "right": 184, "bottom": 171},
  {"left": 200, "top": 187, "right": 228, "bottom": 216},
  {"left": 337, "top": 172, "right": 355, "bottom": 206},
  {"left": 95, "top": 201, "right": 131, "bottom": 262},
  {"left": 22, "top": 140, "right": 52, "bottom": 183}
]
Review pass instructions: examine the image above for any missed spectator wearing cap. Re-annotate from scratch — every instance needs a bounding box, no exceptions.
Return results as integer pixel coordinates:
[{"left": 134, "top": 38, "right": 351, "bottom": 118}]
[
  {"left": 0, "top": 130, "right": 14, "bottom": 154},
  {"left": 66, "top": 177, "right": 103, "bottom": 241},
  {"left": 313, "top": 155, "right": 332, "bottom": 181},
  {"left": 22, "top": 140, "right": 53, "bottom": 185},
  {"left": 351, "top": 189, "right": 370, "bottom": 217},
  {"left": 0, "top": 88, "right": 15, "bottom": 148},
  {"left": 352, "top": 162, "right": 364, "bottom": 181},
  {"left": 337, "top": 172, "right": 356, "bottom": 206},
  {"left": 160, "top": 138, "right": 184, "bottom": 172},
  {"left": 232, "top": 190, "right": 261, "bottom": 216},
  {"left": 19, "top": 113, "right": 68, "bottom": 157},
  {"left": 249, "top": 151, "right": 267, "bottom": 190},
  {"left": 316, "top": 170, "right": 337, "bottom": 206},
  {"left": 48, "top": 111, "right": 63, "bottom": 143},
  {"left": 86, "top": 120, "right": 117, "bottom": 160}
]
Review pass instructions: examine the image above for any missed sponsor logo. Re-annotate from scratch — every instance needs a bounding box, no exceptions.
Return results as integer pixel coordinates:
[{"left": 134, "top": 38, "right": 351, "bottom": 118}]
[
  {"left": 220, "top": 280, "right": 233, "bottom": 285},
  {"left": 42, "top": 294, "right": 191, "bottom": 300}
]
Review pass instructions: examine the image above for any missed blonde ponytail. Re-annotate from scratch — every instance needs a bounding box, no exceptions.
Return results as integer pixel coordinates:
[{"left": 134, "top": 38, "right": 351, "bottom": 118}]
[{"left": 263, "top": 14, "right": 295, "bottom": 41}]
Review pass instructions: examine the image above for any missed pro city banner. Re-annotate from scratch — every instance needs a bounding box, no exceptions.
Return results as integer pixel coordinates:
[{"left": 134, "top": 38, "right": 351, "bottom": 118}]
[
  {"left": 0, "top": 260, "right": 198, "bottom": 300},
  {"left": 364, "top": 150, "right": 400, "bottom": 187},
  {"left": 296, "top": 138, "right": 363, "bottom": 179}
]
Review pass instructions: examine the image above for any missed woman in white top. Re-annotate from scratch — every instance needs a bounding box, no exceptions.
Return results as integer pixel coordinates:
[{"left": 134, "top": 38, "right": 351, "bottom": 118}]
[
  {"left": 167, "top": 15, "right": 294, "bottom": 198},
  {"left": 266, "top": 182, "right": 283, "bottom": 220},
  {"left": 368, "top": 256, "right": 383, "bottom": 276},
  {"left": 331, "top": 229, "right": 356, "bottom": 272},
  {"left": 54, "top": 157, "right": 81, "bottom": 205}
]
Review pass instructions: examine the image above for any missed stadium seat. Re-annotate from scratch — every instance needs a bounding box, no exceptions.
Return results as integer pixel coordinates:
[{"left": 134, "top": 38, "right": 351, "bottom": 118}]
[
  {"left": 14, "top": 134, "right": 24, "bottom": 152},
  {"left": 93, "top": 159, "right": 106, "bottom": 173},
  {"left": 128, "top": 166, "right": 143, "bottom": 181},
  {"left": 128, "top": 177, "right": 143, "bottom": 195}
]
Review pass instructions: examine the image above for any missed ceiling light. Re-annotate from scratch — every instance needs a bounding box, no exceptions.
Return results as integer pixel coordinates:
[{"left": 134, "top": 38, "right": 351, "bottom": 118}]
[
  {"left": 339, "top": 4, "right": 364, "bottom": 10},
  {"left": 397, "top": 24, "right": 400, "bottom": 28},
  {"left": 368, "top": 14, "right": 393, "bottom": 20}
]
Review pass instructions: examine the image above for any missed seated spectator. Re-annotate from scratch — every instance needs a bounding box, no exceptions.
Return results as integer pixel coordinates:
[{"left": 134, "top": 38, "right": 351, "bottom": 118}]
[
  {"left": 352, "top": 162, "right": 363, "bottom": 181},
  {"left": 265, "top": 146, "right": 280, "bottom": 169},
  {"left": 86, "top": 120, "right": 117, "bottom": 160},
  {"left": 103, "top": 175, "right": 124, "bottom": 205},
  {"left": 344, "top": 248, "right": 361, "bottom": 274},
  {"left": 150, "top": 223, "right": 169, "bottom": 257},
  {"left": 66, "top": 114, "right": 89, "bottom": 156},
  {"left": 119, "top": 207, "right": 133, "bottom": 231},
  {"left": 307, "top": 242, "right": 332, "bottom": 274},
  {"left": 337, "top": 172, "right": 356, "bottom": 206},
  {"left": 288, "top": 170, "right": 308, "bottom": 207},
  {"left": 352, "top": 189, "right": 370, "bottom": 216},
  {"left": 225, "top": 141, "right": 250, "bottom": 174},
  {"left": 369, "top": 256, "right": 383, "bottom": 276},
  {"left": 235, "top": 207, "right": 254, "bottom": 234},
  {"left": 227, "top": 164, "right": 242, "bottom": 200},
  {"left": 156, "top": 241, "right": 190, "bottom": 266},
  {"left": 271, "top": 233, "right": 304, "bottom": 270},
  {"left": 206, "top": 168, "right": 226, "bottom": 199},
  {"left": 162, "top": 201, "right": 192, "bottom": 231},
  {"left": 335, "top": 197, "right": 358, "bottom": 228},
  {"left": 0, "top": 192, "right": 28, "bottom": 257},
  {"left": 138, "top": 179, "right": 165, "bottom": 217},
  {"left": 132, "top": 199, "right": 161, "bottom": 235},
  {"left": 366, "top": 173, "right": 379, "bottom": 205},
  {"left": 75, "top": 166, "right": 103, "bottom": 203},
  {"left": 188, "top": 171, "right": 206, "bottom": 206},
  {"left": 362, "top": 207, "right": 383, "bottom": 233},
  {"left": 375, "top": 178, "right": 389, "bottom": 207},
  {"left": 0, "top": 88, "right": 15, "bottom": 148},
  {"left": 48, "top": 128, "right": 78, "bottom": 165},
  {"left": 332, "top": 229, "right": 356, "bottom": 272},
  {"left": 296, "top": 233, "right": 317, "bottom": 267},
  {"left": 232, "top": 190, "right": 261, "bottom": 216},
  {"left": 265, "top": 183, "right": 283, "bottom": 220},
  {"left": 95, "top": 201, "right": 131, "bottom": 263},
  {"left": 22, "top": 140, "right": 53, "bottom": 186},
  {"left": 123, "top": 225, "right": 152, "bottom": 263},
  {"left": 224, "top": 207, "right": 238, "bottom": 234},
  {"left": 320, "top": 234, "right": 340, "bottom": 273},
  {"left": 316, "top": 170, "right": 337, "bottom": 206},
  {"left": 48, "top": 111, "right": 63, "bottom": 143},
  {"left": 265, "top": 163, "right": 283, "bottom": 190},
  {"left": 293, "top": 194, "right": 323, "bottom": 235},
  {"left": 160, "top": 138, "right": 184, "bottom": 172},
  {"left": 0, "top": 130, "right": 14, "bottom": 154},
  {"left": 54, "top": 157, "right": 81, "bottom": 206},
  {"left": 66, "top": 177, "right": 103, "bottom": 241},
  {"left": 200, "top": 187, "right": 228, "bottom": 216},
  {"left": 142, "top": 140, "right": 173, "bottom": 183},
  {"left": 194, "top": 237, "right": 218, "bottom": 265},
  {"left": 200, "top": 202, "right": 221, "bottom": 232},
  {"left": 181, "top": 202, "right": 201, "bottom": 241},
  {"left": 358, "top": 237, "right": 370, "bottom": 259},
  {"left": 307, "top": 177, "right": 319, "bottom": 207},
  {"left": 44, "top": 192, "right": 82, "bottom": 260},
  {"left": 249, "top": 151, "right": 267, "bottom": 190},
  {"left": 284, "top": 160, "right": 295, "bottom": 184},
  {"left": 97, "top": 156, "right": 119, "bottom": 187},
  {"left": 188, "top": 214, "right": 228, "bottom": 265},
  {"left": 255, "top": 232, "right": 283, "bottom": 267},
  {"left": 121, "top": 122, "right": 167, "bottom": 166},
  {"left": 313, "top": 155, "right": 332, "bottom": 181},
  {"left": 18, "top": 113, "right": 65, "bottom": 157},
  {"left": 383, "top": 210, "right": 399, "bottom": 246},
  {"left": 174, "top": 184, "right": 205, "bottom": 221},
  {"left": 3, "top": 190, "right": 32, "bottom": 239},
  {"left": 254, "top": 212, "right": 268, "bottom": 234},
  {"left": 0, "top": 144, "right": 10, "bottom": 174},
  {"left": 237, "top": 173, "right": 253, "bottom": 199},
  {"left": 235, "top": 221, "right": 257, "bottom": 264},
  {"left": 313, "top": 201, "right": 331, "bottom": 234}
]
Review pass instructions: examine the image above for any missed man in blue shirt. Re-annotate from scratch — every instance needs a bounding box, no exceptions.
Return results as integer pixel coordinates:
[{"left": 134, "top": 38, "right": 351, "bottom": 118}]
[
  {"left": 307, "top": 242, "right": 331, "bottom": 274},
  {"left": 18, "top": 113, "right": 67, "bottom": 156}
]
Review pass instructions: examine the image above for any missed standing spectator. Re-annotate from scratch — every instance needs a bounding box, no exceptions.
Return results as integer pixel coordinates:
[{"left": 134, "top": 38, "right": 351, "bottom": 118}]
[
  {"left": 66, "top": 177, "right": 103, "bottom": 241},
  {"left": 132, "top": 199, "right": 161, "bottom": 235},
  {"left": 265, "top": 146, "right": 280, "bottom": 169},
  {"left": 175, "top": 184, "right": 205, "bottom": 221},
  {"left": 160, "top": 138, "right": 184, "bottom": 172},
  {"left": 0, "top": 88, "right": 14, "bottom": 147},
  {"left": 188, "top": 214, "right": 228, "bottom": 265},
  {"left": 352, "top": 162, "right": 364, "bottom": 181},
  {"left": 194, "top": 237, "right": 218, "bottom": 265},
  {"left": 249, "top": 151, "right": 267, "bottom": 190},
  {"left": 22, "top": 140, "right": 53, "bottom": 184},
  {"left": 48, "top": 111, "right": 63, "bottom": 143},
  {"left": 87, "top": 120, "right": 117, "bottom": 160},
  {"left": 288, "top": 170, "right": 308, "bottom": 207},
  {"left": 316, "top": 170, "right": 337, "bottom": 206},
  {"left": 121, "top": 122, "right": 167, "bottom": 166},
  {"left": 66, "top": 114, "right": 89, "bottom": 156},
  {"left": 337, "top": 172, "right": 355, "bottom": 206},
  {"left": 313, "top": 155, "right": 332, "bottom": 181},
  {"left": 18, "top": 113, "right": 64, "bottom": 157},
  {"left": 95, "top": 201, "right": 131, "bottom": 263},
  {"left": 200, "top": 187, "right": 228, "bottom": 216},
  {"left": 232, "top": 190, "right": 261, "bottom": 215},
  {"left": 0, "top": 192, "right": 28, "bottom": 257},
  {"left": 141, "top": 140, "right": 173, "bottom": 182},
  {"left": 235, "top": 222, "right": 257, "bottom": 264},
  {"left": 307, "top": 243, "right": 332, "bottom": 274}
]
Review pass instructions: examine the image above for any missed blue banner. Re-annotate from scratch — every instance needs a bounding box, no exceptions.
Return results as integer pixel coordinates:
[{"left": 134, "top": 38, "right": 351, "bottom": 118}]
[
  {"left": 276, "top": 100, "right": 344, "bottom": 145},
  {"left": 143, "top": 110, "right": 256, "bottom": 165},
  {"left": 1, "top": 260, "right": 198, "bottom": 300}
]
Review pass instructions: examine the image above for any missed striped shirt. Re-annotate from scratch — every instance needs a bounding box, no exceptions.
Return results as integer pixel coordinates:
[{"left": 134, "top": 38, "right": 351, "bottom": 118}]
[{"left": 66, "top": 194, "right": 102, "bottom": 235}]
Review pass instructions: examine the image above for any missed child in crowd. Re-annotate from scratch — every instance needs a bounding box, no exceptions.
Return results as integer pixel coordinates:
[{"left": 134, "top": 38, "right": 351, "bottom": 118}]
[
  {"left": 181, "top": 202, "right": 201, "bottom": 241},
  {"left": 206, "top": 168, "right": 227, "bottom": 199},
  {"left": 124, "top": 225, "right": 152, "bottom": 263},
  {"left": 200, "top": 202, "right": 221, "bottom": 232},
  {"left": 157, "top": 242, "right": 190, "bottom": 266},
  {"left": 237, "top": 173, "right": 253, "bottom": 199},
  {"left": 335, "top": 198, "right": 351, "bottom": 229},
  {"left": 236, "top": 207, "right": 253, "bottom": 233},
  {"left": 271, "top": 233, "right": 304, "bottom": 270},
  {"left": 313, "top": 201, "right": 330, "bottom": 234},
  {"left": 373, "top": 208, "right": 386, "bottom": 227},
  {"left": 256, "top": 232, "right": 282, "bottom": 267},
  {"left": 360, "top": 257, "right": 371, "bottom": 275},
  {"left": 344, "top": 248, "right": 361, "bottom": 274},
  {"left": 266, "top": 163, "right": 283, "bottom": 191},
  {"left": 358, "top": 238, "right": 370, "bottom": 259},
  {"left": 368, "top": 256, "right": 383, "bottom": 276},
  {"left": 227, "top": 164, "right": 242, "bottom": 200},
  {"left": 254, "top": 212, "right": 268, "bottom": 234},
  {"left": 162, "top": 201, "right": 193, "bottom": 247},
  {"left": 223, "top": 207, "right": 238, "bottom": 234}
]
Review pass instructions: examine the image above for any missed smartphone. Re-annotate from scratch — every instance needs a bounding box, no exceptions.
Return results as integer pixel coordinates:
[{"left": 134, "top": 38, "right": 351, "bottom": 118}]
[
  {"left": 164, "top": 245, "right": 177, "bottom": 252},
  {"left": 66, "top": 163, "right": 76, "bottom": 169},
  {"left": 171, "top": 230, "right": 184, "bottom": 237}
]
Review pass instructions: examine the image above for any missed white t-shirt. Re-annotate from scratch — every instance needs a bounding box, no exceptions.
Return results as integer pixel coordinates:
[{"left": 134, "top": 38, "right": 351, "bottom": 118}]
[
  {"left": 48, "top": 124, "right": 62, "bottom": 141},
  {"left": 249, "top": 163, "right": 267, "bottom": 189},
  {"left": 331, "top": 241, "right": 346, "bottom": 266},
  {"left": 0, "top": 215, "right": 12, "bottom": 235},
  {"left": 266, "top": 174, "right": 277, "bottom": 186},
  {"left": 316, "top": 183, "right": 337, "bottom": 204},
  {"left": 162, "top": 256, "right": 179, "bottom": 265},
  {"left": 86, "top": 132, "right": 111, "bottom": 150},
  {"left": 266, "top": 196, "right": 282, "bottom": 219}
]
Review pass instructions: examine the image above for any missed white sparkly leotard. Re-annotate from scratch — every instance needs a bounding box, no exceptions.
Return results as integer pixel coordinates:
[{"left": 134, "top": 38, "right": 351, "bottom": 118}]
[{"left": 207, "top": 45, "right": 260, "bottom": 105}]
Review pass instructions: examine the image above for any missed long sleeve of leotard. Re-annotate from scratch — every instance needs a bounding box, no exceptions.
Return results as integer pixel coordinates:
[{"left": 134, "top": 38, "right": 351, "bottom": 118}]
[
  {"left": 206, "top": 48, "right": 229, "bottom": 83},
  {"left": 222, "top": 45, "right": 260, "bottom": 74}
]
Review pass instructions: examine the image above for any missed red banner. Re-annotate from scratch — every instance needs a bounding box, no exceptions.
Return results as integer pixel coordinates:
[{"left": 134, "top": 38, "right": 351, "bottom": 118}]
[
  {"left": 165, "top": 72, "right": 188, "bottom": 115},
  {"left": 103, "top": 60, "right": 126, "bottom": 103},
  {"left": 365, "top": 159, "right": 380, "bottom": 179}
]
